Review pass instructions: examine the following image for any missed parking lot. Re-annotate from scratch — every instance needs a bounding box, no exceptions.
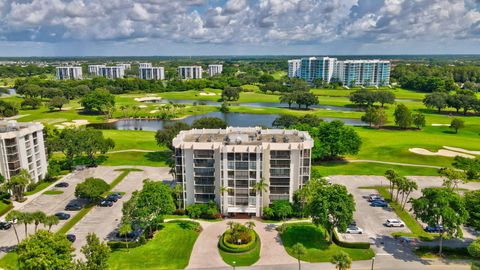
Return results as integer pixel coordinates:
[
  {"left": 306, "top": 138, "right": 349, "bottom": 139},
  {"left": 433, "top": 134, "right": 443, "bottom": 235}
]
[{"left": 69, "top": 167, "right": 171, "bottom": 257}]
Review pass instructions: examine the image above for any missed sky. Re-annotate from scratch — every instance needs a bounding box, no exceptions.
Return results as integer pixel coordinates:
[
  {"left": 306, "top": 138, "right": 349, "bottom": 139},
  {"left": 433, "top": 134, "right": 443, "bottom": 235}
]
[{"left": 0, "top": 0, "right": 480, "bottom": 56}]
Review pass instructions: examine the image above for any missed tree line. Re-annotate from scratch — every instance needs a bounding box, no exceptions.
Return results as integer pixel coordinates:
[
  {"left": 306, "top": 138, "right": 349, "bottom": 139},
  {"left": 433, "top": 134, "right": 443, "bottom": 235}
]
[{"left": 423, "top": 90, "right": 479, "bottom": 115}]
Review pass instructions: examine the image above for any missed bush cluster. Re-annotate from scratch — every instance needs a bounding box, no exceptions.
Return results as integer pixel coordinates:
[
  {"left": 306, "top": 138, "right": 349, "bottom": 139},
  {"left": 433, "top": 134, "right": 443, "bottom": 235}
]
[
  {"left": 186, "top": 201, "right": 221, "bottom": 220},
  {"left": 218, "top": 231, "right": 259, "bottom": 253}
]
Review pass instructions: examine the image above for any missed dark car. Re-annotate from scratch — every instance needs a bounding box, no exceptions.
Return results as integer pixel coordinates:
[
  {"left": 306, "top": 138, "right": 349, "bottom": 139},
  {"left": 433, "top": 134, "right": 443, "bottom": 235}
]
[
  {"left": 55, "top": 212, "right": 71, "bottom": 220},
  {"left": 370, "top": 200, "right": 388, "bottom": 207},
  {"left": 0, "top": 221, "right": 12, "bottom": 230},
  {"left": 99, "top": 200, "right": 114, "bottom": 207},
  {"left": 425, "top": 225, "right": 444, "bottom": 233},
  {"left": 65, "top": 203, "right": 82, "bottom": 211},
  {"left": 55, "top": 182, "right": 69, "bottom": 188},
  {"left": 66, "top": 234, "right": 76, "bottom": 242},
  {"left": 110, "top": 192, "right": 123, "bottom": 199}
]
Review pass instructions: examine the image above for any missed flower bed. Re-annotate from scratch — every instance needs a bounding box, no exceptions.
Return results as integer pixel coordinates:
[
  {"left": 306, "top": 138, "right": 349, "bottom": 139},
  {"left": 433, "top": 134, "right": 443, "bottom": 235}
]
[{"left": 219, "top": 230, "right": 257, "bottom": 253}]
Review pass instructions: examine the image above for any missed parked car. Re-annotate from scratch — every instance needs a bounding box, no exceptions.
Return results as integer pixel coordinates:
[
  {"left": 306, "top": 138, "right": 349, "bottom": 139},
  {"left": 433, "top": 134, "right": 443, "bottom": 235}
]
[
  {"left": 65, "top": 203, "right": 82, "bottom": 211},
  {"left": 346, "top": 226, "right": 363, "bottom": 234},
  {"left": 55, "top": 212, "right": 71, "bottom": 220},
  {"left": 106, "top": 194, "right": 120, "bottom": 202},
  {"left": 66, "top": 234, "right": 76, "bottom": 242},
  {"left": 424, "top": 225, "right": 444, "bottom": 233},
  {"left": 370, "top": 200, "right": 388, "bottom": 207},
  {"left": 55, "top": 182, "right": 69, "bottom": 188},
  {"left": 385, "top": 219, "right": 405, "bottom": 227},
  {"left": 368, "top": 194, "right": 383, "bottom": 202},
  {"left": 99, "top": 200, "right": 114, "bottom": 207},
  {"left": 0, "top": 221, "right": 12, "bottom": 230},
  {"left": 110, "top": 192, "right": 123, "bottom": 199}
]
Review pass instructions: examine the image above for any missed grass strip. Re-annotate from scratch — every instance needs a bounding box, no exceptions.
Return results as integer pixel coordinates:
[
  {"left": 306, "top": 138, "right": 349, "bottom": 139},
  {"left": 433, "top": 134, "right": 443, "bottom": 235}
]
[
  {"left": 58, "top": 169, "right": 135, "bottom": 234},
  {"left": 42, "top": 190, "right": 64, "bottom": 195}
]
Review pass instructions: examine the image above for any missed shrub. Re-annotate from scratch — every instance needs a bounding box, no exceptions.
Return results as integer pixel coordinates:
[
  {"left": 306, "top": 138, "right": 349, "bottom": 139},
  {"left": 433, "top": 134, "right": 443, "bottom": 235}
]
[
  {"left": 262, "top": 207, "right": 275, "bottom": 220},
  {"left": 107, "top": 241, "right": 142, "bottom": 249},
  {"left": 468, "top": 239, "right": 480, "bottom": 258},
  {"left": 186, "top": 201, "right": 220, "bottom": 219},
  {"left": 218, "top": 230, "right": 259, "bottom": 253},
  {"left": 173, "top": 209, "right": 186, "bottom": 216}
]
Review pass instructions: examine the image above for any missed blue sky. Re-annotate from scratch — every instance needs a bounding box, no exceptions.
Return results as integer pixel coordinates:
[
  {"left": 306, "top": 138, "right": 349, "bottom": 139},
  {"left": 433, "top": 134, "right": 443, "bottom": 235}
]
[{"left": 0, "top": 0, "right": 480, "bottom": 56}]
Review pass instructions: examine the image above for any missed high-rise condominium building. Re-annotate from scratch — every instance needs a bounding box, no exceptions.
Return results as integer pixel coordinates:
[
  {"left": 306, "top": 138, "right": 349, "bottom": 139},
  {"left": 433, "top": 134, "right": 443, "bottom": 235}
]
[
  {"left": 139, "top": 67, "right": 165, "bottom": 80},
  {"left": 177, "top": 66, "right": 203, "bottom": 80},
  {"left": 100, "top": 66, "right": 125, "bottom": 80},
  {"left": 88, "top": 65, "right": 106, "bottom": 76},
  {"left": 208, "top": 64, "right": 223, "bottom": 77},
  {"left": 116, "top": 63, "right": 131, "bottom": 70},
  {"left": 288, "top": 59, "right": 301, "bottom": 78},
  {"left": 172, "top": 127, "right": 313, "bottom": 216},
  {"left": 288, "top": 57, "right": 391, "bottom": 86},
  {"left": 56, "top": 66, "right": 83, "bottom": 80},
  {"left": 139, "top": 63, "right": 152, "bottom": 68},
  {"left": 0, "top": 121, "right": 47, "bottom": 182}
]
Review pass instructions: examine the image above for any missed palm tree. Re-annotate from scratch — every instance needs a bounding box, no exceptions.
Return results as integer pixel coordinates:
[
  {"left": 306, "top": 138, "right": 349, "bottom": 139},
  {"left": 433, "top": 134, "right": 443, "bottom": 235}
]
[
  {"left": 7, "top": 169, "right": 32, "bottom": 201},
  {"left": 226, "top": 221, "right": 235, "bottom": 230},
  {"left": 245, "top": 221, "right": 255, "bottom": 230},
  {"left": 31, "top": 211, "right": 47, "bottom": 232},
  {"left": 254, "top": 179, "right": 269, "bottom": 214},
  {"left": 119, "top": 223, "right": 133, "bottom": 251},
  {"left": 18, "top": 212, "right": 34, "bottom": 237},
  {"left": 331, "top": 251, "right": 352, "bottom": 270},
  {"left": 6, "top": 210, "right": 21, "bottom": 244},
  {"left": 173, "top": 184, "right": 184, "bottom": 209},
  {"left": 291, "top": 243, "right": 306, "bottom": 270},
  {"left": 219, "top": 186, "right": 229, "bottom": 214},
  {"left": 44, "top": 215, "right": 59, "bottom": 232}
]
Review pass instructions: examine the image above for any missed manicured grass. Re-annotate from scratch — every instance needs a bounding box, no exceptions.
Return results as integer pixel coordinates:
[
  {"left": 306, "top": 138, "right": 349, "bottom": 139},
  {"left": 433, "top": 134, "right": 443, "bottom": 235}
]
[
  {"left": 24, "top": 181, "right": 53, "bottom": 196},
  {"left": 58, "top": 170, "right": 133, "bottom": 234},
  {"left": 310, "top": 87, "right": 427, "bottom": 100},
  {"left": 280, "top": 223, "right": 375, "bottom": 262},
  {"left": 0, "top": 251, "right": 18, "bottom": 270},
  {"left": 42, "top": 189, "right": 64, "bottom": 195},
  {"left": 219, "top": 233, "right": 261, "bottom": 267},
  {"left": 101, "top": 151, "right": 170, "bottom": 167},
  {"left": 102, "top": 130, "right": 162, "bottom": 151},
  {"left": 359, "top": 186, "right": 435, "bottom": 241},
  {"left": 108, "top": 222, "right": 200, "bottom": 270},
  {"left": 0, "top": 200, "right": 13, "bottom": 217},
  {"left": 315, "top": 162, "right": 440, "bottom": 176}
]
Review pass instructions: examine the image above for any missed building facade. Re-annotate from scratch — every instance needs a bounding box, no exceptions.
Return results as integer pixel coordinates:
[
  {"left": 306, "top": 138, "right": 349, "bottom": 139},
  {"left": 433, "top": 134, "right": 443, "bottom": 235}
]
[
  {"left": 0, "top": 121, "right": 47, "bottom": 182},
  {"left": 56, "top": 66, "right": 83, "bottom": 80},
  {"left": 116, "top": 63, "right": 131, "bottom": 70},
  {"left": 139, "top": 67, "right": 165, "bottom": 80},
  {"left": 177, "top": 66, "right": 203, "bottom": 80},
  {"left": 100, "top": 66, "right": 125, "bottom": 80},
  {"left": 172, "top": 127, "right": 313, "bottom": 216},
  {"left": 208, "top": 64, "right": 223, "bottom": 77},
  {"left": 88, "top": 65, "right": 106, "bottom": 76},
  {"left": 288, "top": 57, "right": 391, "bottom": 86},
  {"left": 139, "top": 63, "right": 152, "bottom": 68},
  {"left": 287, "top": 59, "right": 301, "bottom": 78}
]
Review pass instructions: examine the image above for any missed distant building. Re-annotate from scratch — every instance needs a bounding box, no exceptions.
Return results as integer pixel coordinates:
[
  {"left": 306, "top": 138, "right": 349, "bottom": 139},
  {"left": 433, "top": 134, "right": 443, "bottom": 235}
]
[
  {"left": 0, "top": 120, "right": 47, "bottom": 182},
  {"left": 208, "top": 64, "right": 223, "bottom": 77},
  {"left": 177, "top": 66, "right": 203, "bottom": 80},
  {"left": 288, "top": 57, "right": 391, "bottom": 86},
  {"left": 116, "top": 63, "right": 131, "bottom": 70},
  {"left": 139, "top": 63, "right": 152, "bottom": 68},
  {"left": 55, "top": 66, "right": 83, "bottom": 80},
  {"left": 139, "top": 67, "right": 165, "bottom": 80},
  {"left": 288, "top": 59, "right": 301, "bottom": 78},
  {"left": 172, "top": 127, "right": 313, "bottom": 216},
  {"left": 100, "top": 66, "right": 125, "bottom": 80},
  {"left": 88, "top": 65, "right": 105, "bottom": 76}
]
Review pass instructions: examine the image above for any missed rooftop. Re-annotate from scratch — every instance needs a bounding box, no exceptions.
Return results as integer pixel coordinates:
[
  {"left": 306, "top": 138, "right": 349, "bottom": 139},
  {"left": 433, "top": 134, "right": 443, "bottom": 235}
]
[{"left": 0, "top": 120, "right": 43, "bottom": 134}]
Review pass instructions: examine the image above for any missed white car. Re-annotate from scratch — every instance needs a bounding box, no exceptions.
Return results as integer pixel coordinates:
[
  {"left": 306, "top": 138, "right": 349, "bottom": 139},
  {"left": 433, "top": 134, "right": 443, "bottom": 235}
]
[
  {"left": 346, "top": 226, "right": 363, "bottom": 234},
  {"left": 385, "top": 219, "right": 405, "bottom": 227}
]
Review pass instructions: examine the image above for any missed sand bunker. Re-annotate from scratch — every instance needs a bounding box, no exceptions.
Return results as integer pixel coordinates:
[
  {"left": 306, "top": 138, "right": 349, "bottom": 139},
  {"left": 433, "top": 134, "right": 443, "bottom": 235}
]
[
  {"left": 409, "top": 148, "right": 475, "bottom": 158},
  {"left": 138, "top": 105, "right": 148, "bottom": 108},
  {"left": 149, "top": 110, "right": 159, "bottom": 114},
  {"left": 443, "top": 146, "right": 480, "bottom": 155},
  {"left": 431, "top": 123, "right": 450, "bottom": 126},
  {"left": 55, "top": 119, "right": 89, "bottom": 129},
  {"left": 134, "top": 97, "right": 162, "bottom": 102},
  {"left": 199, "top": 92, "right": 216, "bottom": 96}
]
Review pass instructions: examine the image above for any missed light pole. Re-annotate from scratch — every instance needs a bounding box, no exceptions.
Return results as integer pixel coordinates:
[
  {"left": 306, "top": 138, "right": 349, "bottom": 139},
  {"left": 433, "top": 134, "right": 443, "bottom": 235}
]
[
  {"left": 371, "top": 257, "right": 376, "bottom": 270},
  {"left": 233, "top": 261, "right": 236, "bottom": 270}
]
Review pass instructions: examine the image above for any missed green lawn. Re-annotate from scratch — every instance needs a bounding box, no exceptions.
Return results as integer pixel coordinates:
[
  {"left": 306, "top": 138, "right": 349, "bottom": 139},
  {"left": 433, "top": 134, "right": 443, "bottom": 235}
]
[
  {"left": 101, "top": 151, "right": 170, "bottom": 167},
  {"left": 0, "top": 252, "right": 18, "bottom": 270},
  {"left": 42, "top": 189, "right": 64, "bottom": 195},
  {"left": 280, "top": 223, "right": 375, "bottom": 262},
  {"left": 310, "top": 87, "right": 427, "bottom": 100},
  {"left": 24, "top": 181, "right": 54, "bottom": 196},
  {"left": 108, "top": 222, "right": 200, "bottom": 270},
  {"left": 315, "top": 162, "right": 440, "bottom": 176},
  {"left": 102, "top": 130, "right": 161, "bottom": 151},
  {"left": 219, "top": 239, "right": 261, "bottom": 267},
  {"left": 0, "top": 200, "right": 13, "bottom": 217}
]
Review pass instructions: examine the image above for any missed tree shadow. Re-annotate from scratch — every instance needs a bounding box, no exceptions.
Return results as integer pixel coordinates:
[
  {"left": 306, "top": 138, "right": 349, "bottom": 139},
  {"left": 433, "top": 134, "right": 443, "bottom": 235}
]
[
  {"left": 442, "top": 130, "right": 456, "bottom": 134},
  {"left": 145, "top": 151, "right": 171, "bottom": 162}
]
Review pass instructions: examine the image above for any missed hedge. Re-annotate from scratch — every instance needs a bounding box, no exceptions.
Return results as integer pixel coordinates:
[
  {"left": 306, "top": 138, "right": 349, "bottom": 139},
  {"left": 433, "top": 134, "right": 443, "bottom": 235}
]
[
  {"left": 107, "top": 240, "right": 142, "bottom": 249},
  {"left": 218, "top": 231, "right": 259, "bottom": 253},
  {"left": 416, "top": 245, "right": 468, "bottom": 255},
  {"left": 332, "top": 228, "right": 371, "bottom": 249}
]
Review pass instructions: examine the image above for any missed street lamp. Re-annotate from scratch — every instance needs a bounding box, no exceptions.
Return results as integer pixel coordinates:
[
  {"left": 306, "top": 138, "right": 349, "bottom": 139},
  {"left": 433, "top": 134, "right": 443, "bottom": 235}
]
[
  {"left": 233, "top": 261, "right": 236, "bottom": 270},
  {"left": 371, "top": 257, "right": 376, "bottom": 270}
]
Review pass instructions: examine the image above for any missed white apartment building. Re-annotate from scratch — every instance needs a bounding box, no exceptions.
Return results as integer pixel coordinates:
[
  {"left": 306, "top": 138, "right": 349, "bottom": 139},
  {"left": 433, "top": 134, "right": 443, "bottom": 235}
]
[
  {"left": 55, "top": 66, "right": 83, "bottom": 80},
  {"left": 172, "top": 127, "right": 313, "bottom": 217},
  {"left": 116, "top": 63, "right": 131, "bottom": 70},
  {"left": 0, "top": 121, "right": 47, "bottom": 182},
  {"left": 287, "top": 59, "right": 301, "bottom": 78},
  {"left": 178, "top": 66, "right": 203, "bottom": 80},
  {"left": 100, "top": 66, "right": 125, "bottom": 80},
  {"left": 139, "top": 63, "right": 152, "bottom": 68},
  {"left": 139, "top": 67, "right": 165, "bottom": 80},
  {"left": 208, "top": 64, "right": 223, "bottom": 77},
  {"left": 88, "top": 65, "right": 106, "bottom": 76}
]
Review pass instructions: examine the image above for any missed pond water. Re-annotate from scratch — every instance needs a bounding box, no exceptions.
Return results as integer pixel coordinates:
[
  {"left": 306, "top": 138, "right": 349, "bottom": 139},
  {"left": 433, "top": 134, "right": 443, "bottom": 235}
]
[
  {"left": 148, "top": 98, "right": 360, "bottom": 112},
  {"left": 87, "top": 112, "right": 367, "bottom": 131}
]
